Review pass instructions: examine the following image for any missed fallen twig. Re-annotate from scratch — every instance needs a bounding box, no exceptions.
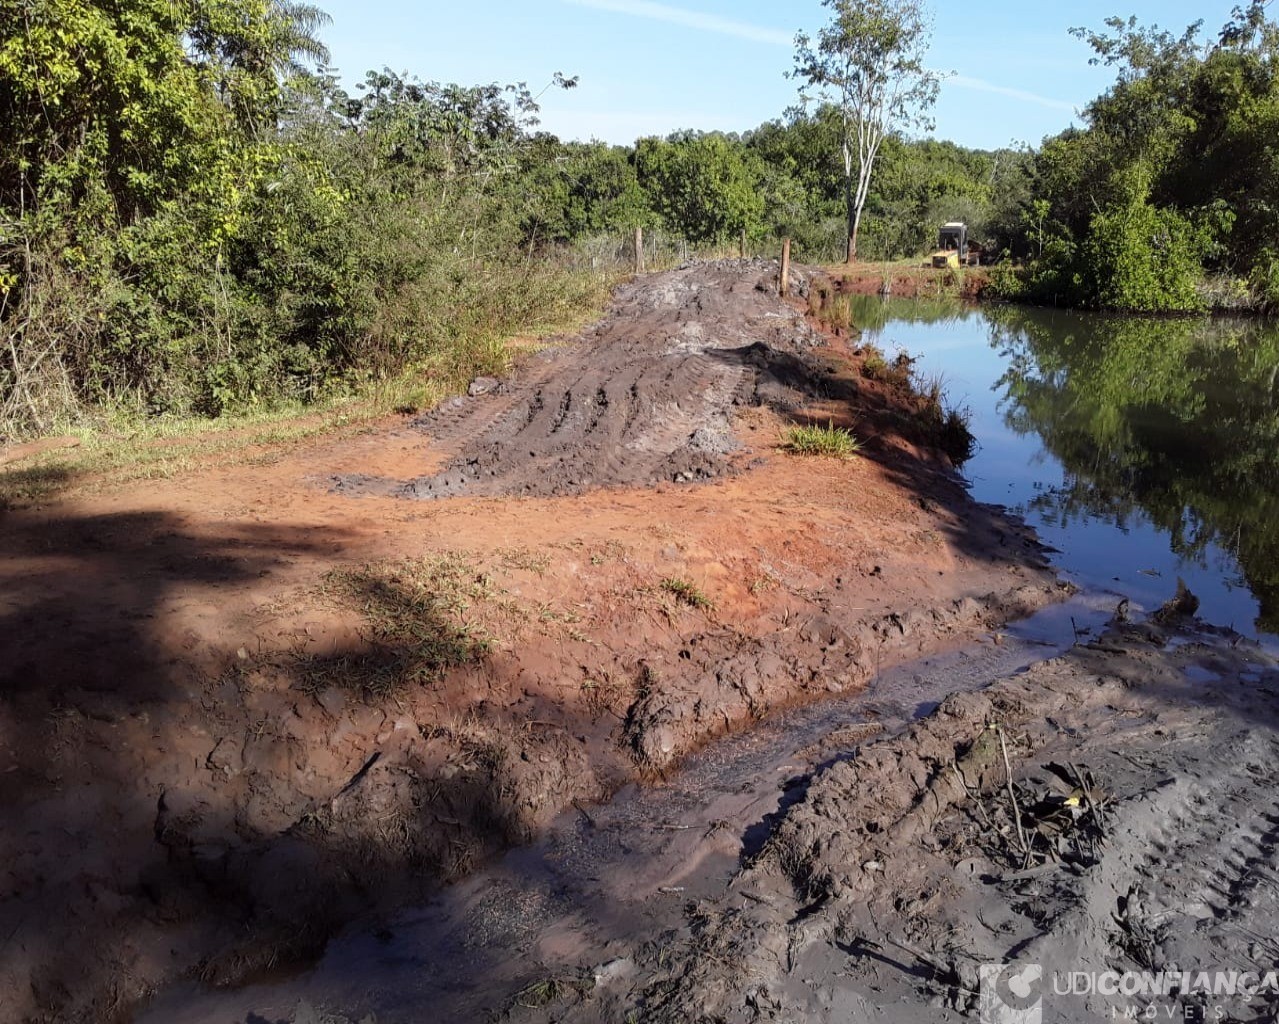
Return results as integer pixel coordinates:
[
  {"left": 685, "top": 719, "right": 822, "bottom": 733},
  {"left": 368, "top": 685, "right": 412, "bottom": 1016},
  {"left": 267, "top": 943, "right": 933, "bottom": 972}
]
[
  {"left": 996, "top": 724, "right": 1029, "bottom": 858},
  {"left": 950, "top": 759, "right": 993, "bottom": 829}
]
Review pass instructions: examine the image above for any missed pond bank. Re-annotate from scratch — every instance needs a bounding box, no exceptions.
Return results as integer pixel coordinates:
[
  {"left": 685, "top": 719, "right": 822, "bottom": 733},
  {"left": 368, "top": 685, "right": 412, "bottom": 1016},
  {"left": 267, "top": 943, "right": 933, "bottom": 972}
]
[{"left": 820, "top": 261, "right": 990, "bottom": 302}]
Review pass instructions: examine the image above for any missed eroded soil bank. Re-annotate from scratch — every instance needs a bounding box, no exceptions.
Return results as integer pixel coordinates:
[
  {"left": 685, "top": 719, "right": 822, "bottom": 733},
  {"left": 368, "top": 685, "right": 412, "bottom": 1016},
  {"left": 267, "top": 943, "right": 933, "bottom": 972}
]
[
  {"left": 820, "top": 262, "right": 989, "bottom": 301},
  {"left": 0, "top": 261, "right": 1058, "bottom": 1023}
]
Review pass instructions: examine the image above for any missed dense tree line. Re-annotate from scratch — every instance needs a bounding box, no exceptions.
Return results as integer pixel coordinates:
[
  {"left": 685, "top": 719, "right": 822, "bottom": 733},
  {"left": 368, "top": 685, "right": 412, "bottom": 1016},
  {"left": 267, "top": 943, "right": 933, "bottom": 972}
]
[
  {"left": 10, "top": 0, "right": 1271, "bottom": 435},
  {"left": 0, "top": 0, "right": 1003, "bottom": 436},
  {"left": 519, "top": 121, "right": 1016, "bottom": 258},
  {"left": 991, "top": 1, "right": 1279, "bottom": 312},
  {"left": 0, "top": 1, "right": 606, "bottom": 432}
]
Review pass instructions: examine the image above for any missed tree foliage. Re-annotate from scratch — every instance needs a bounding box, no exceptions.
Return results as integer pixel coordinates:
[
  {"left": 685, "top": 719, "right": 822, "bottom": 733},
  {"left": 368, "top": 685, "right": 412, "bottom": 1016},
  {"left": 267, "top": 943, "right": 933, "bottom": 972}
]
[
  {"left": 793, "top": 0, "right": 942, "bottom": 262},
  {"left": 994, "top": 2, "right": 1279, "bottom": 311},
  {"left": 0, "top": 0, "right": 1005, "bottom": 437},
  {"left": 635, "top": 133, "right": 765, "bottom": 244}
]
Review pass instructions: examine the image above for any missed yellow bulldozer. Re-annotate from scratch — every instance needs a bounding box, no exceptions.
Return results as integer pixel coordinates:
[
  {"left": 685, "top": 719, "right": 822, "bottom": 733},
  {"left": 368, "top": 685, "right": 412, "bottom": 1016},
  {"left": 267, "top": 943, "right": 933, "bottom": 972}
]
[{"left": 931, "top": 222, "right": 979, "bottom": 268}]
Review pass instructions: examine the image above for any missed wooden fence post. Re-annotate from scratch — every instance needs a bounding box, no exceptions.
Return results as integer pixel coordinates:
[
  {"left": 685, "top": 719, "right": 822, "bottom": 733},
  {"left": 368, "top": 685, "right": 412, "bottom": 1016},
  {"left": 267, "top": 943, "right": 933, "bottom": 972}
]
[
  {"left": 634, "top": 227, "right": 645, "bottom": 274},
  {"left": 740, "top": 227, "right": 747, "bottom": 259},
  {"left": 780, "top": 238, "right": 792, "bottom": 297}
]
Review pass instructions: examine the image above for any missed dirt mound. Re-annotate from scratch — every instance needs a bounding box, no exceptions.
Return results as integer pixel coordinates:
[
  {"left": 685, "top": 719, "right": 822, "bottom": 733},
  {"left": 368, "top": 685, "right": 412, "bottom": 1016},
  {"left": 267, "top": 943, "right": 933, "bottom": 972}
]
[{"left": 332, "top": 260, "right": 826, "bottom": 499}]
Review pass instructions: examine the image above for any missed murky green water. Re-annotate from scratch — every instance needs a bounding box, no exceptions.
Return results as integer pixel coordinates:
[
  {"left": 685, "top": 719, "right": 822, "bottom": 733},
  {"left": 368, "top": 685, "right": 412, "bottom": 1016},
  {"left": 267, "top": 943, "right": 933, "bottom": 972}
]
[{"left": 852, "top": 295, "right": 1279, "bottom": 642}]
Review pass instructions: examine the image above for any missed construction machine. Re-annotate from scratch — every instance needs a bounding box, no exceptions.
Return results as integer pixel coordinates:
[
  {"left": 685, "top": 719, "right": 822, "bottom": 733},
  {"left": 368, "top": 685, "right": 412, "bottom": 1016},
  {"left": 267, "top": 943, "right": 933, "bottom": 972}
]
[{"left": 931, "top": 221, "right": 977, "bottom": 267}]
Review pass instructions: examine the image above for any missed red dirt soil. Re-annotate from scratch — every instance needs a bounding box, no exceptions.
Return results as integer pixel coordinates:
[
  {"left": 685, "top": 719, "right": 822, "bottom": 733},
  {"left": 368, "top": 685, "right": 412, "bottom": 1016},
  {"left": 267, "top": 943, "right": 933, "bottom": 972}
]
[
  {"left": 826, "top": 261, "right": 989, "bottom": 300},
  {"left": 0, "top": 261, "right": 1057, "bottom": 1023}
]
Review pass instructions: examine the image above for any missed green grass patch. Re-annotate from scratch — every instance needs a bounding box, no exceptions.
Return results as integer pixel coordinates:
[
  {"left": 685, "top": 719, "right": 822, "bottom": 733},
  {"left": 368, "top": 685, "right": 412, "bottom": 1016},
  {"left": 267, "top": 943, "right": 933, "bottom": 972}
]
[
  {"left": 0, "top": 398, "right": 379, "bottom": 510},
  {"left": 660, "top": 576, "right": 714, "bottom": 612},
  {"left": 783, "top": 421, "right": 862, "bottom": 459},
  {"left": 303, "top": 552, "right": 496, "bottom": 698}
]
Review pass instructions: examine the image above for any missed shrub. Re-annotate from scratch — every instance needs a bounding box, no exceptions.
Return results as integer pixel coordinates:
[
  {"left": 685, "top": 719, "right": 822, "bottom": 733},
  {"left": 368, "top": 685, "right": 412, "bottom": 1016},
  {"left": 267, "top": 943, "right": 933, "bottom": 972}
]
[
  {"left": 1249, "top": 249, "right": 1279, "bottom": 312},
  {"left": 1082, "top": 198, "right": 1205, "bottom": 312},
  {"left": 985, "top": 257, "right": 1026, "bottom": 301},
  {"left": 936, "top": 406, "right": 976, "bottom": 464},
  {"left": 860, "top": 345, "right": 914, "bottom": 388}
]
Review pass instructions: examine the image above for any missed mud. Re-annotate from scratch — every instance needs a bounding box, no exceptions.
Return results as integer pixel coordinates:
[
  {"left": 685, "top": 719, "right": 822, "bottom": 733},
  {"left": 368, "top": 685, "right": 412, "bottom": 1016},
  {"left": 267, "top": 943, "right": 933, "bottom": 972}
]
[
  {"left": 138, "top": 592, "right": 1116, "bottom": 1024},
  {"left": 332, "top": 260, "right": 826, "bottom": 499},
  {"left": 0, "top": 261, "right": 1062, "bottom": 1023},
  {"left": 497, "top": 614, "right": 1279, "bottom": 1024}
]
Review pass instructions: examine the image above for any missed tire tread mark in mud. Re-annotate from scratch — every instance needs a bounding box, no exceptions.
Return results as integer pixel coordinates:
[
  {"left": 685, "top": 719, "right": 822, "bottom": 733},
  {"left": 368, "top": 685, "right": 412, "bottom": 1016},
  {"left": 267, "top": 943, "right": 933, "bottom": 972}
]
[
  {"left": 595, "top": 370, "right": 645, "bottom": 484},
  {"left": 330, "top": 263, "right": 826, "bottom": 499},
  {"left": 549, "top": 389, "right": 574, "bottom": 435},
  {"left": 585, "top": 387, "right": 609, "bottom": 437},
  {"left": 1020, "top": 732, "right": 1279, "bottom": 987}
]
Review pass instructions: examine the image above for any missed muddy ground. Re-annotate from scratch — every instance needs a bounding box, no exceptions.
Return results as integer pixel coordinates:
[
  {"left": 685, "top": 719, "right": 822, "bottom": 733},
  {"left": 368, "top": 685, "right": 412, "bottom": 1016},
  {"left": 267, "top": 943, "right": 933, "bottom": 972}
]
[
  {"left": 0, "top": 261, "right": 1060, "bottom": 1023},
  {"left": 507, "top": 612, "right": 1279, "bottom": 1024},
  {"left": 137, "top": 601, "right": 1279, "bottom": 1024}
]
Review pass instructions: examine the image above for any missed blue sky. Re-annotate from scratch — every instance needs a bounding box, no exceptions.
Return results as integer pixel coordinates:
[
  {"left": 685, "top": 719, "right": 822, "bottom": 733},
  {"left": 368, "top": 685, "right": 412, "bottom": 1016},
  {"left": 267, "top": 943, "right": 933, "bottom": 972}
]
[{"left": 312, "top": 0, "right": 1221, "bottom": 150}]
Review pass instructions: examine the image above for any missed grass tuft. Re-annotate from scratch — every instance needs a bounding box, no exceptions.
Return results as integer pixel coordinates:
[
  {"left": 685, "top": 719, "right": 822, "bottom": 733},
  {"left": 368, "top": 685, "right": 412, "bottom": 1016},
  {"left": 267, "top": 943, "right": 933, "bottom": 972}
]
[
  {"left": 497, "top": 546, "right": 552, "bottom": 575},
  {"left": 783, "top": 421, "right": 862, "bottom": 459},
  {"left": 660, "top": 576, "right": 714, "bottom": 612},
  {"left": 303, "top": 552, "right": 495, "bottom": 697},
  {"left": 511, "top": 972, "right": 595, "bottom": 1011}
]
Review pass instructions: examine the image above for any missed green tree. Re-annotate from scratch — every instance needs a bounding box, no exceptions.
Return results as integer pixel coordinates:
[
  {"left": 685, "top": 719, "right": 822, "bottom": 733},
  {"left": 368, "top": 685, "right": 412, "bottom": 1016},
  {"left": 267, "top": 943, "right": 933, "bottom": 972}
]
[
  {"left": 635, "top": 133, "right": 764, "bottom": 245},
  {"left": 0, "top": 0, "right": 301, "bottom": 424},
  {"left": 793, "top": 0, "right": 942, "bottom": 262},
  {"left": 518, "top": 141, "right": 648, "bottom": 246},
  {"left": 1080, "top": 167, "right": 1206, "bottom": 312},
  {"left": 1004, "top": 3, "right": 1279, "bottom": 310}
]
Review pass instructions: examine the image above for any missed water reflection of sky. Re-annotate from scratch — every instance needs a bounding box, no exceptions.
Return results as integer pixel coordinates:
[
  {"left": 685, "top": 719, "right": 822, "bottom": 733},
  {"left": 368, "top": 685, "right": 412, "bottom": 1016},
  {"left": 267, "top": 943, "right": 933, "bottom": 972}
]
[{"left": 860, "top": 304, "right": 1275, "bottom": 643}]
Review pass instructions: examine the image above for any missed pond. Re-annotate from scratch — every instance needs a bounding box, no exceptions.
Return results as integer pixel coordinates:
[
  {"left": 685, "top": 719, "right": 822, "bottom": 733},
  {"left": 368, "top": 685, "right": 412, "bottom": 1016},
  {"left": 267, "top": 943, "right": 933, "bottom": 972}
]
[{"left": 850, "top": 295, "right": 1279, "bottom": 645}]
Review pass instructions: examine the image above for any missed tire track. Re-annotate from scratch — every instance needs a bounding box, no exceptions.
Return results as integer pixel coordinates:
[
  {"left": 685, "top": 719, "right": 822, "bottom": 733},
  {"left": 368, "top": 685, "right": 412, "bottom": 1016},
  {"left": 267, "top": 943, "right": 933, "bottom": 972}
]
[{"left": 331, "top": 261, "right": 827, "bottom": 500}]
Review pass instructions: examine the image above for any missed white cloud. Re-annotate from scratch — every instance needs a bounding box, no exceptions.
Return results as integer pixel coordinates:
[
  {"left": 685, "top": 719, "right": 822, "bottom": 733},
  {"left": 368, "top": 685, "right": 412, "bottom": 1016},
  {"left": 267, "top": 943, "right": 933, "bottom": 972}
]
[
  {"left": 948, "top": 74, "right": 1078, "bottom": 113},
  {"left": 561, "top": 0, "right": 794, "bottom": 47},
  {"left": 556, "top": 2, "right": 1080, "bottom": 119}
]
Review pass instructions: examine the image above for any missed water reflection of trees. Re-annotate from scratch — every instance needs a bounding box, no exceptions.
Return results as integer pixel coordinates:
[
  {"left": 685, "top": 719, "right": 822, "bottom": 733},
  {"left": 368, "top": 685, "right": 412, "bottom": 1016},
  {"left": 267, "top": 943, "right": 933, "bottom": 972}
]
[
  {"left": 848, "top": 293, "right": 977, "bottom": 334},
  {"left": 986, "top": 306, "right": 1279, "bottom": 632}
]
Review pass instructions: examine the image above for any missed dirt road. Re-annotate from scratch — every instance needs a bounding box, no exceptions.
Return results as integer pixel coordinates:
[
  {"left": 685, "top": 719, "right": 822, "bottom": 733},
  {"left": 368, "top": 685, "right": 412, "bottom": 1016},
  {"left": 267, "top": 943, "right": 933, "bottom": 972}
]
[{"left": 0, "top": 261, "right": 1060, "bottom": 1023}]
